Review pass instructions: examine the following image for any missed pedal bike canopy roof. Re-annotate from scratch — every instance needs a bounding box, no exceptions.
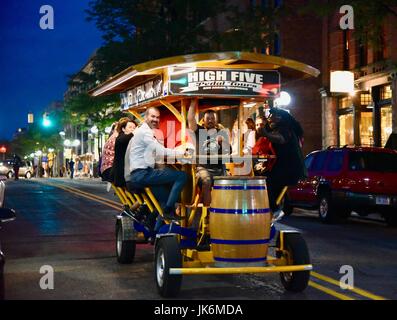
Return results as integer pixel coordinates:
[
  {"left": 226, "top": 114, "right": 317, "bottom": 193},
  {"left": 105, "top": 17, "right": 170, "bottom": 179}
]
[{"left": 90, "top": 51, "right": 320, "bottom": 110}]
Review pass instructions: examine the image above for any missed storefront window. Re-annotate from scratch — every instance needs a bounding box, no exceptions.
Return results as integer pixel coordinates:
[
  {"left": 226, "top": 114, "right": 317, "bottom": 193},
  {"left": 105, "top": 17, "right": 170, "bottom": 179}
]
[
  {"left": 360, "top": 112, "right": 373, "bottom": 146},
  {"left": 360, "top": 93, "right": 372, "bottom": 106},
  {"left": 381, "top": 106, "right": 392, "bottom": 146},
  {"left": 380, "top": 85, "right": 392, "bottom": 100},
  {"left": 339, "top": 114, "right": 354, "bottom": 146},
  {"left": 339, "top": 97, "right": 353, "bottom": 109}
]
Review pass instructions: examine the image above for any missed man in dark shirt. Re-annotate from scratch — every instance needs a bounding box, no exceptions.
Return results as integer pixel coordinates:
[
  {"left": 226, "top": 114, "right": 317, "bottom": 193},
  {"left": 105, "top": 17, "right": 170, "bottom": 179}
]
[
  {"left": 257, "top": 108, "right": 306, "bottom": 212},
  {"left": 187, "top": 100, "right": 231, "bottom": 206}
]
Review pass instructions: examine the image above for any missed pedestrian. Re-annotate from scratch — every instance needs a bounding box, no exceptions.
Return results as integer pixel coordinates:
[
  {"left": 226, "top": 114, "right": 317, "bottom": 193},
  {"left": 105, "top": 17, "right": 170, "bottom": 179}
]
[
  {"left": 69, "top": 159, "right": 75, "bottom": 179},
  {"left": 12, "top": 154, "right": 22, "bottom": 180},
  {"left": 256, "top": 108, "right": 306, "bottom": 213}
]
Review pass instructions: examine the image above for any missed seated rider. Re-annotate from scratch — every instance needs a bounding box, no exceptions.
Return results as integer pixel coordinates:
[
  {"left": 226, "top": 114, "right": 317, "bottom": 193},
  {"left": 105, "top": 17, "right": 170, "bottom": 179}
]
[
  {"left": 187, "top": 99, "right": 231, "bottom": 207},
  {"left": 124, "top": 107, "right": 189, "bottom": 221}
]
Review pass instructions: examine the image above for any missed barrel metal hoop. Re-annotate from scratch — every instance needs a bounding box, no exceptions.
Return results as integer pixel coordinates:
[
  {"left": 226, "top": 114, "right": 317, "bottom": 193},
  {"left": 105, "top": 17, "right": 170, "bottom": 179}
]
[
  {"left": 213, "top": 186, "right": 266, "bottom": 190},
  {"left": 209, "top": 208, "right": 270, "bottom": 214},
  {"left": 210, "top": 238, "right": 270, "bottom": 245}
]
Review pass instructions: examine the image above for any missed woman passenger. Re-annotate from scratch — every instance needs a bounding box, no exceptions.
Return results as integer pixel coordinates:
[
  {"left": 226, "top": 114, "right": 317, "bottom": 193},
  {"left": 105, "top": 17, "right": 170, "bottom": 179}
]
[{"left": 111, "top": 118, "right": 137, "bottom": 187}]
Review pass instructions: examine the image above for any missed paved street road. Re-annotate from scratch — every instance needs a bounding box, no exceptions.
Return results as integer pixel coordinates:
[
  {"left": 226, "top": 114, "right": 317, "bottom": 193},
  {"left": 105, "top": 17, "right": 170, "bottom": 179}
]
[{"left": 1, "top": 178, "right": 396, "bottom": 300}]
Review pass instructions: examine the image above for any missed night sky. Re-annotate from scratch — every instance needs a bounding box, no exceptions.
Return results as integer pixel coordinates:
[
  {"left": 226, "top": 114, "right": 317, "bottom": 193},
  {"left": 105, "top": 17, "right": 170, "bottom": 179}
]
[{"left": 0, "top": 0, "right": 103, "bottom": 140}]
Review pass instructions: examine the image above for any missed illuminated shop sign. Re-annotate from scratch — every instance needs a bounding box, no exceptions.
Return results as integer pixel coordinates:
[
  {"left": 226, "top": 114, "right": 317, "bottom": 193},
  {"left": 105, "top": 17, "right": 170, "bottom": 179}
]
[
  {"left": 121, "top": 75, "right": 164, "bottom": 110},
  {"left": 169, "top": 68, "right": 280, "bottom": 98}
]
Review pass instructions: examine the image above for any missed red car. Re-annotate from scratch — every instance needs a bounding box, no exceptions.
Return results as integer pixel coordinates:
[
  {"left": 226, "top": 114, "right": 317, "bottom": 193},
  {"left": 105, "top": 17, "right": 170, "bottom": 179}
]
[{"left": 284, "top": 146, "right": 397, "bottom": 226}]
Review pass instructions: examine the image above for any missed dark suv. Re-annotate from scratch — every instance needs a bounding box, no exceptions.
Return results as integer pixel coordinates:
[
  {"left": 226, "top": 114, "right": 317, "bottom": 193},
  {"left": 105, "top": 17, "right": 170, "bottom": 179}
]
[{"left": 284, "top": 146, "right": 397, "bottom": 226}]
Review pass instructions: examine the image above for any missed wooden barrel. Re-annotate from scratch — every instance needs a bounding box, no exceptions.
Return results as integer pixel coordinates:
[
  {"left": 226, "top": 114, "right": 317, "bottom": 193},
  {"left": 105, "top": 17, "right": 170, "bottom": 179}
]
[{"left": 210, "top": 177, "right": 271, "bottom": 267}]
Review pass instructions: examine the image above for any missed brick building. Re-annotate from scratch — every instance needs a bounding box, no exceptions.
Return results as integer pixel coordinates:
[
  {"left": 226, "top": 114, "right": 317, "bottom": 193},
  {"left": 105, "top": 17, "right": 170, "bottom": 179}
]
[
  {"left": 320, "top": 7, "right": 397, "bottom": 148},
  {"left": 228, "top": 1, "right": 397, "bottom": 153}
]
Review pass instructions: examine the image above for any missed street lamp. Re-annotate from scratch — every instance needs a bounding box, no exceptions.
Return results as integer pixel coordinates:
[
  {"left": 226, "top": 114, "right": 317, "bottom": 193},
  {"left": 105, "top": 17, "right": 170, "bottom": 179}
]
[
  {"left": 274, "top": 91, "right": 292, "bottom": 107},
  {"left": 72, "top": 139, "right": 80, "bottom": 147},
  {"left": 90, "top": 126, "right": 99, "bottom": 134}
]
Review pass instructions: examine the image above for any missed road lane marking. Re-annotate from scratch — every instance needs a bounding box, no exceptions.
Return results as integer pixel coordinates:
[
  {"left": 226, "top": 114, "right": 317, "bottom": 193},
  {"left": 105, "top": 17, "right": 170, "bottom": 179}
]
[
  {"left": 308, "top": 280, "right": 355, "bottom": 300},
  {"left": 47, "top": 182, "right": 122, "bottom": 206},
  {"left": 311, "top": 271, "right": 387, "bottom": 300},
  {"left": 43, "top": 182, "right": 122, "bottom": 211},
  {"left": 37, "top": 181, "right": 123, "bottom": 210}
]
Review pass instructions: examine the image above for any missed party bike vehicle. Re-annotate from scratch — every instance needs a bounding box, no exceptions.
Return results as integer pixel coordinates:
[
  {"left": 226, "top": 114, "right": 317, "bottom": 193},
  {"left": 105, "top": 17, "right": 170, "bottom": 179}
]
[{"left": 90, "top": 51, "right": 320, "bottom": 297}]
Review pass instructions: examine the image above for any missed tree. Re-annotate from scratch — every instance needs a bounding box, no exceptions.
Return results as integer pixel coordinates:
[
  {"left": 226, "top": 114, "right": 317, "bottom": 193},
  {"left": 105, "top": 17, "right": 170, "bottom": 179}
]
[
  {"left": 218, "top": 2, "right": 281, "bottom": 52},
  {"left": 11, "top": 122, "right": 62, "bottom": 157},
  {"left": 86, "top": 0, "right": 232, "bottom": 80},
  {"left": 63, "top": 92, "right": 122, "bottom": 131}
]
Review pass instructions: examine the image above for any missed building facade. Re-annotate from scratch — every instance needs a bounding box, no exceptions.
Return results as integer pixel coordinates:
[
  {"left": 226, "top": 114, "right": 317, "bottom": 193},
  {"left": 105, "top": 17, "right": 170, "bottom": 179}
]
[{"left": 321, "top": 8, "right": 397, "bottom": 148}]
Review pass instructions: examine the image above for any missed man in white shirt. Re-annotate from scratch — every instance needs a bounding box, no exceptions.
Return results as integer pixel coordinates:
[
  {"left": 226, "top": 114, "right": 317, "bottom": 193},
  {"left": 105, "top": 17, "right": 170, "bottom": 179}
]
[{"left": 124, "top": 107, "right": 187, "bottom": 221}]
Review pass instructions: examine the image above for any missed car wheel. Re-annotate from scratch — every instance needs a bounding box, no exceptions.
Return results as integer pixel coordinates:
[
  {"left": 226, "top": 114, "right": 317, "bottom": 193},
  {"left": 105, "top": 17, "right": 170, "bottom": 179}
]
[
  {"left": 6, "top": 171, "right": 13, "bottom": 179},
  {"left": 154, "top": 236, "right": 182, "bottom": 298},
  {"left": 25, "top": 171, "right": 32, "bottom": 179},
  {"left": 318, "top": 194, "right": 337, "bottom": 224}
]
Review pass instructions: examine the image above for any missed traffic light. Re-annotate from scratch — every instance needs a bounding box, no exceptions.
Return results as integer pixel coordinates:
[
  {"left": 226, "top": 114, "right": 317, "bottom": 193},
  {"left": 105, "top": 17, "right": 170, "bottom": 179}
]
[{"left": 42, "top": 112, "right": 52, "bottom": 127}]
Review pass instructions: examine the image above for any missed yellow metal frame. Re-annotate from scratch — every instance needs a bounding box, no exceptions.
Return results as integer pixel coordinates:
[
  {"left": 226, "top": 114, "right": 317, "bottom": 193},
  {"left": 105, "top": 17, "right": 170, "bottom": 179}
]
[{"left": 170, "top": 265, "right": 312, "bottom": 275}]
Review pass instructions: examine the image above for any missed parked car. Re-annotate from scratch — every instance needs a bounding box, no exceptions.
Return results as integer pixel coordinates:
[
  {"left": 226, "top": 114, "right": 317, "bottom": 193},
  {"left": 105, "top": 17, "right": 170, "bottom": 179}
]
[
  {"left": 0, "top": 178, "right": 16, "bottom": 299},
  {"left": 284, "top": 146, "right": 397, "bottom": 226},
  {"left": 0, "top": 161, "right": 14, "bottom": 179},
  {"left": 0, "top": 160, "right": 33, "bottom": 179}
]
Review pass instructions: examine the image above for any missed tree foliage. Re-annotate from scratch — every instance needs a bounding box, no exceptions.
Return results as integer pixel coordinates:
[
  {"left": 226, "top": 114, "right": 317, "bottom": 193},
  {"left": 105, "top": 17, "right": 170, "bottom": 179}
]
[
  {"left": 63, "top": 92, "right": 123, "bottom": 131},
  {"left": 86, "top": 0, "right": 230, "bottom": 80}
]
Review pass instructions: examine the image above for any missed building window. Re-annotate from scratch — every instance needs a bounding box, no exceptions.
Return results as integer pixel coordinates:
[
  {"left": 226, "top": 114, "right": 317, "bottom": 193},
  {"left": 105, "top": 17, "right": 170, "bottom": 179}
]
[
  {"left": 360, "top": 93, "right": 372, "bottom": 106},
  {"left": 381, "top": 106, "right": 392, "bottom": 147},
  {"left": 358, "top": 40, "right": 368, "bottom": 67},
  {"left": 374, "top": 32, "right": 386, "bottom": 62},
  {"left": 380, "top": 85, "right": 392, "bottom": 100},
  {"left": 339, "top": 113, "right": 354, "bottom": 146},
  {"left": 339, "top": 97, "right": 353, "bottom": 109},
  {"left": 360, "top": 112, "right": 373, "bottom": 146}
]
